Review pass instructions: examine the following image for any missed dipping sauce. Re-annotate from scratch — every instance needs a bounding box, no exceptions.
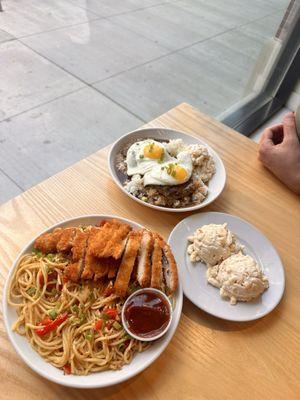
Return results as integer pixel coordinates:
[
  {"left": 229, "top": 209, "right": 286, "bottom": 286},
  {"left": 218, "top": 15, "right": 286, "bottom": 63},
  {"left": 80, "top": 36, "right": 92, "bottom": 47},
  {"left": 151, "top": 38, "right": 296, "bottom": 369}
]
[{"left": 124, "top": 290, "right": 171, "bottom": 339}]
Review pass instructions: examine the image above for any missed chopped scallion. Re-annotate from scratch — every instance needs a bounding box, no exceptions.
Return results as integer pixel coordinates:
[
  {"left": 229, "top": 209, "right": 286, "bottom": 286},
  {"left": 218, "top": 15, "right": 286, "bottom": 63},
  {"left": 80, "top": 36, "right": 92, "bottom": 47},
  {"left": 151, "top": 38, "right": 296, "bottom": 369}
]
[
  {"left": 26, "top": 287, "right": 36, "bottom": 296},
  {"left": 113, "top": 321, "right": 122, "bottom": 330},
  {"left": 48, "top": 309, "right": 58, "bottom": 320},
  {"left": 85, "top": 330, "right": 94, "bottom": 341}
]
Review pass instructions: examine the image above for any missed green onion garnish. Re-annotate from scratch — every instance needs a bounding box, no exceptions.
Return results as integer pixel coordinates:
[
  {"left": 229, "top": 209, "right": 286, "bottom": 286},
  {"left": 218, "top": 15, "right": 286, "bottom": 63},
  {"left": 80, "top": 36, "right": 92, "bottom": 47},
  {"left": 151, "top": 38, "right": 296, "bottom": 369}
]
[
  {"left": 85, "top": 330, "right": 94, "bottom": 341},
  {"left": 48, "top": 309, "right": 58, "bottom": 320},
  {"left": 26, "top": 287, "right": 36, "bottom": 296}
]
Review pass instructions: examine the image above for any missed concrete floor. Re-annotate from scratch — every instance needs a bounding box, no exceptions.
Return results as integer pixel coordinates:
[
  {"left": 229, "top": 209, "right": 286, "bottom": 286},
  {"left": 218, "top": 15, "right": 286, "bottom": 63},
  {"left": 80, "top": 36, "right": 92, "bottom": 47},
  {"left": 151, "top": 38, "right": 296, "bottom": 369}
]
[{"left": 0, "top": 0, "right": 289, "bottom": 204}]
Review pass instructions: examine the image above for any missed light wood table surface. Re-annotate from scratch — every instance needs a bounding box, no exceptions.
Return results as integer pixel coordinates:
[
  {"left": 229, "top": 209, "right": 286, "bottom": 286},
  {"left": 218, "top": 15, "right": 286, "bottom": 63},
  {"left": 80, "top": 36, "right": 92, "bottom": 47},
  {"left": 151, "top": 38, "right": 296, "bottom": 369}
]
[{"left": 0, "top": 103, "right": 299, "bottom": 400}]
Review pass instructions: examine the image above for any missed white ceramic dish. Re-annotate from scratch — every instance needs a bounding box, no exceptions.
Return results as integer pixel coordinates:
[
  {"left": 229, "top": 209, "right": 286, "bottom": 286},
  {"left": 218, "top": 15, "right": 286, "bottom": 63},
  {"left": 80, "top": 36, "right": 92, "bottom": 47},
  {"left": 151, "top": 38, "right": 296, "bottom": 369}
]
[
  {"left": 168, "top": 212, "right": 285, "bottom": 322},
  {"left": 108, "top": 128, "right": 226, "bottom": 212},
  {"left": 3, "top": 215, "right": 183, "bottom": 388},
  {"left": 122, "top": 288, "right": 173, "bottom": 342}
]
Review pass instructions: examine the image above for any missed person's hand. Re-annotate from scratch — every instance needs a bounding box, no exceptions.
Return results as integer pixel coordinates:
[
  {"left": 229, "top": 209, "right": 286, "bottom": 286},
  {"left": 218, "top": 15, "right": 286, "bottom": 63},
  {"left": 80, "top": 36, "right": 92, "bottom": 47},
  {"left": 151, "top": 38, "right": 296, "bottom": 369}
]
[{"left": 258, "top": 112, "right": 300, "bottom": 194}]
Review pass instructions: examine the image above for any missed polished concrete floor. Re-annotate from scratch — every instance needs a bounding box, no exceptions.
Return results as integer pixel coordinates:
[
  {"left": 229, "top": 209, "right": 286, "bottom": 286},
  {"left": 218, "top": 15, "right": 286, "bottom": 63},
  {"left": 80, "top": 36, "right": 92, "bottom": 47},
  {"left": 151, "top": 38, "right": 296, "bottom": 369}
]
[{"left": 0, "top": 0, "right": 289, "bottom": 204}]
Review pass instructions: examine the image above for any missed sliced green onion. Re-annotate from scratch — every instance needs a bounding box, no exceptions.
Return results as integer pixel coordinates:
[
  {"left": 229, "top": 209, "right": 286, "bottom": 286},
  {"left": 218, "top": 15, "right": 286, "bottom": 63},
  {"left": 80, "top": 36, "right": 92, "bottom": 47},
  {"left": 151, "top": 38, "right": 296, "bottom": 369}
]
[
  {"left": 32, "top": 250, "right": 43, "bottom": 258},
  {"left": 71, "top": 304, "right": 79, "bottom": 314},
  {"left": 79, "top": 313, "right": 87, "bottom": 325},
  {"left": 26, "top": 287, "right": 36, "bottom": 296},
  {"left": 101, "top": 313, "right": 109, "bottom": 321},
  {"left": 113, "top": 321, "right": 122, "bottom": 330},
  {"left": 118, "top": 343, "right": 125, "bottom": 352},
  {"left": 46, "top": 253, "right": 55, "bottom": 261},
  {"left": 124, "top": 333, "right": 133, "bottom": 340},
  {"left": 85, "top": 330, "right": 94, "bottom": 341},
  {"left": 48, "top": 309, "right": 58, "bottom": 320}
]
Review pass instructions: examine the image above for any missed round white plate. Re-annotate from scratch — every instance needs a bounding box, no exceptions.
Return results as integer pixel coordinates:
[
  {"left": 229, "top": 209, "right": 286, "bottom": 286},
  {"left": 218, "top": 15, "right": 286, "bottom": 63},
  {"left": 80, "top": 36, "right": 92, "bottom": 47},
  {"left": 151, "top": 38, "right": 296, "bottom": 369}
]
[
  {"left": 168, "top": 212, "right": 284, "bottom": 322},
  {"left": 108, "top": 128, "right": 226, "bottom": 212},
  {"left": 3, "top": 215, "right": 183, "bottom": 388}
]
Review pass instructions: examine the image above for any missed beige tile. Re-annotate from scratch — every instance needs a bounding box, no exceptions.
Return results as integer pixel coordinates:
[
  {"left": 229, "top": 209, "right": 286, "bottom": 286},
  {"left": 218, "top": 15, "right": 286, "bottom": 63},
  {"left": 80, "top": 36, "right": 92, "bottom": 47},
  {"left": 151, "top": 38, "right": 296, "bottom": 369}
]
[
  {"left": 0, "top": 0, "right": 99, "bottom": 37},
  {"left": 94, "top": 52, "right": 240, "bottom": 121},
  {"left": 22, "top": 19, "right": 169, "bottom": 83},
  {"left": 0, "top": 87, "right": 142, "bottom": 189},
  {"left": 0, "top": 41, "right": 84, "bottom": 121},
  {"left": 68, "top": 0, "right": 169, "bottom": 17},
  {"left": 109, "top": 3, "right": 227, "bottom": 51},
  {"left": 0, "top": 28, "right": 15, "bottom": 43}
]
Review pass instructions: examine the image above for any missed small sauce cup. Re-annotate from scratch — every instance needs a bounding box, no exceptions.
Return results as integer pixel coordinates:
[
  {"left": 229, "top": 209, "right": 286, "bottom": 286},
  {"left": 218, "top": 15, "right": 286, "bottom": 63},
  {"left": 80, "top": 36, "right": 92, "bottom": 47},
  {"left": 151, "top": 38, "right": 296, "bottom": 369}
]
[{"left": 121, "top": 288, "right": 173, "bottom": 342}]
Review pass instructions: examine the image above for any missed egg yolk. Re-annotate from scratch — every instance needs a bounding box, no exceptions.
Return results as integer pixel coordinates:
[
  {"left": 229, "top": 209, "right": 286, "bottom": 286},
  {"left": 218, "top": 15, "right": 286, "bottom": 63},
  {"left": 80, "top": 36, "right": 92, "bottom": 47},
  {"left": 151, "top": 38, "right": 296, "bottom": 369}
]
[
  {"left": 143, "top": 143, "right": 164, "bottom": 159},
  {"left": 173, "top": 165, "right": 188, "bottom": 182}
]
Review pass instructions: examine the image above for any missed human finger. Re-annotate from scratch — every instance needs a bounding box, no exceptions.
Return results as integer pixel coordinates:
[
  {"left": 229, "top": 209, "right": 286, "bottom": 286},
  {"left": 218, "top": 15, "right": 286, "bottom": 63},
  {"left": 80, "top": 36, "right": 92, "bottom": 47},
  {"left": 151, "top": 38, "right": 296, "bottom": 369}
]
[{"left": 283, "top": 112, "right": 298, "bottom": 142}]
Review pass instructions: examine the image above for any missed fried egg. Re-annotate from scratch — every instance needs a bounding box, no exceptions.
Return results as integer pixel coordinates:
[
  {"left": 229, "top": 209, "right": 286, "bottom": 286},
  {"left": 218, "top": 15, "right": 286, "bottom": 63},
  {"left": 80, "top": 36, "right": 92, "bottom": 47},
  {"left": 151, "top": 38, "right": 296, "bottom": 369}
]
[
  {"left": 144, "top": 151, "right": 193, "bottom": 186},
  {"left": 126, "top": 139, "right": 172, "bottom": 176}
]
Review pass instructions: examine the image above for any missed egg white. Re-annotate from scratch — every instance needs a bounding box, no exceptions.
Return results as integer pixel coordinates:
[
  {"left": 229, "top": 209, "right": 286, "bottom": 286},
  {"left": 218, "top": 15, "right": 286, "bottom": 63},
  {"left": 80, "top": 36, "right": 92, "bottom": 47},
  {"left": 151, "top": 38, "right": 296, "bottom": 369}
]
[
  {"left": 126, "top": 139, "right": 173, "bottom": 176},
  {"left": 144, "top": 151, "right": 193, "bottom": 186}
]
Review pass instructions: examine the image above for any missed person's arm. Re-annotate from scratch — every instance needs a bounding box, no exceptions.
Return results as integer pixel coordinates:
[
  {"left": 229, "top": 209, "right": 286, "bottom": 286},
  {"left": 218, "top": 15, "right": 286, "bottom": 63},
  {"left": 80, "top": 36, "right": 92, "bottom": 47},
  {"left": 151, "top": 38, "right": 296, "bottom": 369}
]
[{"left": 258, "top": 112, "right": 300, "bottom": 194}]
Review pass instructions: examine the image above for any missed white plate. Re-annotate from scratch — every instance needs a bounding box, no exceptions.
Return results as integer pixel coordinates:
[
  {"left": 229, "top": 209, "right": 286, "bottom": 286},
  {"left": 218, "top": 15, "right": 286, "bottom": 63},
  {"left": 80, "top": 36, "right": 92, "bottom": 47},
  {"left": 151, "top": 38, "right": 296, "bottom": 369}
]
[
  {"left": 108, "top": 128, "right": 226, "bottom": 212},
  {"left": 168, "top": 212, "right": 284, "bottom": 322},
  {"left": 3, "top": 215, "right": 183, "bottom": 388}
]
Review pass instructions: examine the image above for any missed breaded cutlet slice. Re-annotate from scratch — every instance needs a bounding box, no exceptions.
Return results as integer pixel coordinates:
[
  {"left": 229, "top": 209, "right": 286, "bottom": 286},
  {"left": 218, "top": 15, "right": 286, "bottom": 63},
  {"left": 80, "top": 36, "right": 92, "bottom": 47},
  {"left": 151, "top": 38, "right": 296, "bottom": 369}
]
[
  {"left": 57, "top": 227, "right": 77, "bottom": 253},
  {"left": 136, "top": 230, "right": 153, "bottom": 288},
  {"left": 71, "top": 230, "right": 89, "bottom": 262},
  {"left": 64, "top": 230, "right": 89, "bottom": 282},
  {"left": 94, "top": 257, "right": 121, "bottom": 280},
  {"left": 150, "top": 233, "right": 163, "bottom": 289},
  {"left": 88, "top": 219, "right": 131, "bottom": 259},
  {"left": 34, "top": 228, "right": 63, "bottom": 254},
  {"left": 64, "top": 261, "right": 84, "bottom": 282},
  {"left": 155, "top": 233, "right": 178, "bottom": 293},
  {"left": 114, "top": 231, "right": 141, "bottom": 297},
  {"left": 81, "top": 227, "right": 101, "bottom": 279}
]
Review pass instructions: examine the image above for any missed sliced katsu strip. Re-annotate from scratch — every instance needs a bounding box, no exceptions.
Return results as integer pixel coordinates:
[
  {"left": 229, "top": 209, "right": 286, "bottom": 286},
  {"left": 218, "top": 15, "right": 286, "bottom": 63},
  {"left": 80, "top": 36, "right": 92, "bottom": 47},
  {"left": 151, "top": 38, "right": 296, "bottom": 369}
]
[
  {"left": 161, "top": 240, "right": 178, "bottom": 293},
  {"left": 34, "top": 228, "right": 63, "bottom": 254},
  {"left": 81, "top": 227, "right": 101, "bottom": 279},
  {"left": 136, "top": 230, "right": 153, "bottom": 287},
  {"left": 150, "top": 233, "right": 163, "bottom": 289},
  {"left": 94, "top": 257, "right": 121, "bottom": 280},
  {"left": 57, "top": 227, "right": 77, "bottom": 252},
  {"left": 65, "top": 230, "right": 89, "bottom": 282},
  {"left": 88, "top": 219, "right": 132, "bottom": 259},
  {"left": 64, "top": 262, "right": 82, "bottom": 282},
  {"left": 114, "top": 231, "right": 141, "bottom": 297},
  {"left": 71, "top": 230, "right": 89, "bottom": 262},
  {"left": 152, "top": 233, "right": 178, "bottom": 293},
  {"left": 107, "top": 257, "right": 121, "bottom": 279}
]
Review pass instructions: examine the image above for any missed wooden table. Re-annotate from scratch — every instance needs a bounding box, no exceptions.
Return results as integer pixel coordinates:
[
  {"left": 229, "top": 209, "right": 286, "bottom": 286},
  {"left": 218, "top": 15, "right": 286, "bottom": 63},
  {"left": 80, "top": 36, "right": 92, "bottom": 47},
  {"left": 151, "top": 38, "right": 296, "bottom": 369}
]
[{"left": 1, "top": 103, "right": 299, "bottom": 400}]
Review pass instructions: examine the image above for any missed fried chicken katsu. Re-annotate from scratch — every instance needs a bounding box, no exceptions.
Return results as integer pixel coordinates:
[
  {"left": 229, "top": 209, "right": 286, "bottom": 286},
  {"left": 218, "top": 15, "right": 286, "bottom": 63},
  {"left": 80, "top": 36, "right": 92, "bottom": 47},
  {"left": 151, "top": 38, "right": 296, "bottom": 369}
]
[
  {"left": 114, "top": 231, "right": 142, "bottom": 297},
  {"left": 34, "top": 220, "right": 178, "bottom": 295},
  {"left": 88, "top": 220, "right": 132, "bottom": 259}
]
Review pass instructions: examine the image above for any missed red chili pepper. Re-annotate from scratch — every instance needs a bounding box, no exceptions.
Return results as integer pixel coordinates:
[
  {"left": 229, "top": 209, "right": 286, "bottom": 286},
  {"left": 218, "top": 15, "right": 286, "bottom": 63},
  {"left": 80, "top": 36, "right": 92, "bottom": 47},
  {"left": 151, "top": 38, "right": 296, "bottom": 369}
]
[
  {"left": 125, "top": 340, "right": 130, "bottom": 347},
  {"left": 63, "top": 364, "right": 71, "bottom": 375},
  {"left": 36, "top": 313, "right": 68, "bottom": 336},
  {"left": 39, "top": 272, "right": 44, "bottom": 287},
  {"left": 105, "top": 308, "right": 118, "bottom": 319},
  {"left": 94, "top": 319, "right": 103, "bottom": 331},
  {"left": 39, "top": 316, "right": 52, "bottom": 326}
]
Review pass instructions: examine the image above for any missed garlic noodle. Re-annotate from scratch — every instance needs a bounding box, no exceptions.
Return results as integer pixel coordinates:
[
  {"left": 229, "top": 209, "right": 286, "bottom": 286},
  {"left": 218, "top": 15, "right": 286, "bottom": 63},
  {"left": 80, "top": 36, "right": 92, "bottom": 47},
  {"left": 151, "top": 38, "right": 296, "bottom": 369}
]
[{"left": 8, "top": 252, "right": 149, "bottom": 375}]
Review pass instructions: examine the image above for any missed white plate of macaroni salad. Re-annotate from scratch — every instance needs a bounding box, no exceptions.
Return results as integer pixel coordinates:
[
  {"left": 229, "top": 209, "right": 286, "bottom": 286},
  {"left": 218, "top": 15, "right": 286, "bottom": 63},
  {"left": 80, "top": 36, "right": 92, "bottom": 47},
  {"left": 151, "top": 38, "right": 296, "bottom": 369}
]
[{"left": 169, "top": 212, "right": 285, "bottom": 321}]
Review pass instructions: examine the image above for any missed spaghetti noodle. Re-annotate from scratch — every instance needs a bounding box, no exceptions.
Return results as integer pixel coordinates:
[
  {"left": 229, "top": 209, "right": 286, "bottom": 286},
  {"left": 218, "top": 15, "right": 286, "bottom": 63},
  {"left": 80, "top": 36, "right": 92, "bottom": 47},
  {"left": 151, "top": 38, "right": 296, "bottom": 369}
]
[{"left": 8, "top": 252, "right": 149, "bottom": 375}]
